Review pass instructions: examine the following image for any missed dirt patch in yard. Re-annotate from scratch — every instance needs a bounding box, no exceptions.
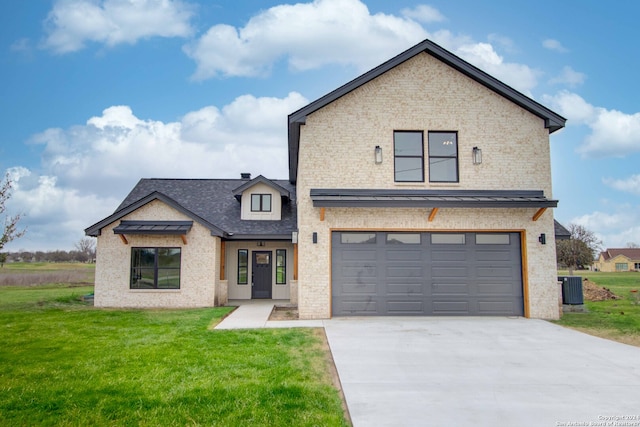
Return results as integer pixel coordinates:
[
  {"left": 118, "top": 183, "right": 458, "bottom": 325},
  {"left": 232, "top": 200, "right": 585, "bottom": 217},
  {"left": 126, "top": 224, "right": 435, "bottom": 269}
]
[
  {"left": 582, "top": 278, "right": 621, "bottom": 302},
  {"left": 268, "top": 305, "right": 299, "bottom": 320}
]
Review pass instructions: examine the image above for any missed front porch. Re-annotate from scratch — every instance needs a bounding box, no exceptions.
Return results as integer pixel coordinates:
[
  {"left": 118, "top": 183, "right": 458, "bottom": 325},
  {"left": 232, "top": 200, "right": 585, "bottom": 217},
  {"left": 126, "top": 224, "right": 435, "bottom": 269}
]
[{"left": 222, "top": 240, "right": 298, "bottom": 303}]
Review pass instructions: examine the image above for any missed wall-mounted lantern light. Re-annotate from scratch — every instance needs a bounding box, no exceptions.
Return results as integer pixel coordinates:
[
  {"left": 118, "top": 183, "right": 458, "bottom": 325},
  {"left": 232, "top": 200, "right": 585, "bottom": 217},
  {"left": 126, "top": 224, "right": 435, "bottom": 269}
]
[
  {"left": 291, "top": 231, "right": 298, "bottom": 244},
  {"left": 472, "top": 146, "right": 482, "bottom": 165},
  {"left": 374, "top": 145, "right": 383, "bottom": 164},
  {"left": 538, "top": 233, "right": 546, "bottom": 245}
]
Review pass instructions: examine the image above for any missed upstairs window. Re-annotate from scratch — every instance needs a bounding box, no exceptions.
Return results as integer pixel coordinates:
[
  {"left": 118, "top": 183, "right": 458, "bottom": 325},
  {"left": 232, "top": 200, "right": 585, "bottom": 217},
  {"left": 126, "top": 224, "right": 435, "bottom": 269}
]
[
  {"left": 394, "top": 131, "right": 424, "bottom": 182},
  {"left": 428, "top": 131, "right": 458, "bottom": 182},
  {"left": 251, "top": 194, "right": 272, "bottom": 212}
]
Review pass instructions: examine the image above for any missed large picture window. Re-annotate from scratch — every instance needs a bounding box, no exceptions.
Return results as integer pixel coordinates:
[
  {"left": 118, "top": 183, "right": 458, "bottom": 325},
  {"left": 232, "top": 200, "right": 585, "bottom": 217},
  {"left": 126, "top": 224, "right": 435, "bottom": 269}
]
[
  {"left": 238, "top": 249, "right": 248, "bottom": 284},
  {"left": 394, "top": 131, "right": 424, "bottom": 182},
  {"left": 131, "top": 248, "right": 181, "bottom": 289},
  {"left": 428, "top": 131, "right": 458, "bottom": 182},
  {"left": 251, "top": 194, "right": 272, "bottom": 212},
  {"left": 276, "top": 249, "right": 286, "bottom": 284}
]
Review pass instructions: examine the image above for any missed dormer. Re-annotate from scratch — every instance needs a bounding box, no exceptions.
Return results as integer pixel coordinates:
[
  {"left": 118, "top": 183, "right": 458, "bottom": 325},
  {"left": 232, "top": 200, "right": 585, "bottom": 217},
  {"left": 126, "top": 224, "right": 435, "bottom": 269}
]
[{"left": 233, "top": 175, "right": 291, "bottom": 221}]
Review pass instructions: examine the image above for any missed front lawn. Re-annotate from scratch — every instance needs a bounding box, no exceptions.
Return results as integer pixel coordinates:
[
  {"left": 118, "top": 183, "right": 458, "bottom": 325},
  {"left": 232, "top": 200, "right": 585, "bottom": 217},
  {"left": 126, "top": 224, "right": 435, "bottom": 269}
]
[
  {"left": 553, "top": 271, "right": 640, "bottom": 347},
  {"left": 0, "top": 285, "right": 349, "bottom": 426}
]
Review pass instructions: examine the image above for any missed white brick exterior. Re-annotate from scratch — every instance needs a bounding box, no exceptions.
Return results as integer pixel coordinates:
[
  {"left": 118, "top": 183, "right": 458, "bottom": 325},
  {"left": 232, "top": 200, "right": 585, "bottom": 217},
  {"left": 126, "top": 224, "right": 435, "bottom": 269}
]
[
  {"left": 94, "top": 200, "right": 220, "bottom": 308},
  {"left": 295, "top": 52, "right": 559, "bottom": 320}
]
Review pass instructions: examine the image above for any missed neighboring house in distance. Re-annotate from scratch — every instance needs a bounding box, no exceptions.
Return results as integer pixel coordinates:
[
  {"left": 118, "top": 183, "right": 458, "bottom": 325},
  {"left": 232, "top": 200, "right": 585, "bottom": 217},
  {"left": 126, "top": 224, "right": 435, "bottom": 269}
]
[
  {"left": 593, "top": 248, "right": 640, "bottom": 272},
  {"left": 554, "top": 220, "right": 571, "bottom": 241},
  {"left": 86, "top": 37, "right": 566, "bottom": 319}
]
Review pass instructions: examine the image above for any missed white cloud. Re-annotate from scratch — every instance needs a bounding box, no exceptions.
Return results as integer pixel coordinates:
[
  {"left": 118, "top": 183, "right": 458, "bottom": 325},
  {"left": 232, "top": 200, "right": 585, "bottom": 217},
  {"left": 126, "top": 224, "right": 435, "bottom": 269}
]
[
  {"left": 4, "top": 92, "right": 308, "bottom": 250},
  {"left": 603, "top": 175, "right": 640, "bottom": 195},
  {"left": 454, "top": 42, "right": 539, "bottom": 95},
  {"left": 543, "top": 91, "right": 640, "bottom": 157},
  {"left": 10, "top": 38, "right": 32, "bottom": 53},
  {"left": 487, "top": 34, "right": 517, "bottom": 54},
  {"left": 401, "top": 5, "right": 446, "bottom": 23},
  {"left": 549, "top": 66, "right": 586, "bottom": 87},
  {"left": 572, "top": 210, "right": 640, "bottom": 249},
  {"left": 43, "top": 0, "right": 194, "bottom": 53},
  {"left": 183, "top": 0, "right": 540, "bottom": 96},
  {"left": 183, "top": 0, "right": 428, "bottom": 79},
  {"left": 542, "top": 38, "right": 568, "bottom": 53}
]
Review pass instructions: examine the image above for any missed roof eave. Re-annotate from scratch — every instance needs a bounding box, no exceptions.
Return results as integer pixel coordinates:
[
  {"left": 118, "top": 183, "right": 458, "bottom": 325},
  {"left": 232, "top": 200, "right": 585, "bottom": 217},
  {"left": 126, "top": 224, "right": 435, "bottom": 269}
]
[
  {"left": 287, "top": 38, "right": 566, "bottom": 182},
  {"left": 85, "top": 192, "right": 227, "bottom": 238}
]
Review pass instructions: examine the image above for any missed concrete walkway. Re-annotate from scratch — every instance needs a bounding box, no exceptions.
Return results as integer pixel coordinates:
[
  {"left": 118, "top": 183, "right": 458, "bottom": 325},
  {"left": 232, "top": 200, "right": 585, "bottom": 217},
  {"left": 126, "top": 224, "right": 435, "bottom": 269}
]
[{"left": 214, "top": 300, "right": 323, "bottom": 329}]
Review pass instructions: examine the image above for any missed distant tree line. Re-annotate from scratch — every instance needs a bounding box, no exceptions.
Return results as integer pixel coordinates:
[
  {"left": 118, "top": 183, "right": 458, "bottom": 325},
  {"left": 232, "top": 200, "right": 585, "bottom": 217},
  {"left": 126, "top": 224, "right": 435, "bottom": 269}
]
[{"left": 1, "top": 238, "right": 96, "bottom": 265}]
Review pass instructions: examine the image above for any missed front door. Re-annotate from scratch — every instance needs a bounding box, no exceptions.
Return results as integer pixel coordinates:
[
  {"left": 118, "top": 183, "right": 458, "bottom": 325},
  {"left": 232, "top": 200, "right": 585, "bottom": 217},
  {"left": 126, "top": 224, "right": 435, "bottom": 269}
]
[{"left": 252, "top": 251, "right": 272, "bottom": 299}]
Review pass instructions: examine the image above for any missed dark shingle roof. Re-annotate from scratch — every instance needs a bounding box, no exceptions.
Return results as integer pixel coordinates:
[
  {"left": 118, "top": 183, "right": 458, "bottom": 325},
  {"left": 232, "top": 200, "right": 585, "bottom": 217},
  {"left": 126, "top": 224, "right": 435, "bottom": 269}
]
[
  {"left": 86, "top": 178, "right": 297, "bottom": 239},
  {"left": 554, "top": 220, "right": 571, "bottom": 240}
]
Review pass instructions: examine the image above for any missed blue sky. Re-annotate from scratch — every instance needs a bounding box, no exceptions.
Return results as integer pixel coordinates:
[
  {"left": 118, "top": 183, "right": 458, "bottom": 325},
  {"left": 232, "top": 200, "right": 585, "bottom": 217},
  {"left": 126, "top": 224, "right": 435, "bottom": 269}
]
[{"left": 1, "top": 0, "right": 639, "bottom": 251}]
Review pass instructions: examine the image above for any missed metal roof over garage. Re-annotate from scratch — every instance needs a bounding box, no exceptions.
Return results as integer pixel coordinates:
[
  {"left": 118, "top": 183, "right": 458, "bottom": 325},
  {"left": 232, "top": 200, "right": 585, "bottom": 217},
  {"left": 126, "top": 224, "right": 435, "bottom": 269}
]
[{"left": 310, "top": 189, "right": 558, "bottom": 208}]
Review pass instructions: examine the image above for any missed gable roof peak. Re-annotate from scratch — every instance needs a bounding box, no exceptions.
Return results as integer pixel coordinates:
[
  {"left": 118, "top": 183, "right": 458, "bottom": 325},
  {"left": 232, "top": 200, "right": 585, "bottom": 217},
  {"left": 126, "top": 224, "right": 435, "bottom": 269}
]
[
  {"left": 288, "top": 37, "right": 566, "bottom": 183},
  {"left": 232, "top": 175, "right": 291, "bottom": 201}
]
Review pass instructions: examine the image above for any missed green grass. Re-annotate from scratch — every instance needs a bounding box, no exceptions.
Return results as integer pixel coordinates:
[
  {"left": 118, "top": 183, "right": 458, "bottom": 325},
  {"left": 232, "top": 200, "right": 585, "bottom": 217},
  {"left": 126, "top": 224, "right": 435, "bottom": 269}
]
[
  {"left": 0, "top": 285, "right": 349, "bottom": 426},
  {"left": 554, "top": 271, "right": 640, "bottom": 346}
]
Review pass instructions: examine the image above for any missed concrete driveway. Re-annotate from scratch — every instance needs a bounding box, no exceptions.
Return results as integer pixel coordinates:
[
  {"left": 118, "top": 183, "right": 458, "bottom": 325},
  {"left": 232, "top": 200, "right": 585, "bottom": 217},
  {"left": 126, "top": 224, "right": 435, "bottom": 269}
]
[{"left": 323, "top": 317, "right": 640, "bottom": 427}]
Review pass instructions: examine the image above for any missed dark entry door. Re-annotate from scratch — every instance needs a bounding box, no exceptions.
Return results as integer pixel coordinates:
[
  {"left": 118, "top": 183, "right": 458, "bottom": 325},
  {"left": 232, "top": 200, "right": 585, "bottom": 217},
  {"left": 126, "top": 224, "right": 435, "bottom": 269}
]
[{"left": 252, "top": 251, "right": 272, "bottom": 299}]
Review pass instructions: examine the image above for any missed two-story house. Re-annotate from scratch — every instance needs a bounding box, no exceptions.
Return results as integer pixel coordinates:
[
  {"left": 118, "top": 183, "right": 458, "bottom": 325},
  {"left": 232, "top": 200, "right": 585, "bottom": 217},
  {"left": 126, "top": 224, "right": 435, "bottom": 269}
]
[{"left": 86, "top": 38, "right": 565, "bottom": 319}]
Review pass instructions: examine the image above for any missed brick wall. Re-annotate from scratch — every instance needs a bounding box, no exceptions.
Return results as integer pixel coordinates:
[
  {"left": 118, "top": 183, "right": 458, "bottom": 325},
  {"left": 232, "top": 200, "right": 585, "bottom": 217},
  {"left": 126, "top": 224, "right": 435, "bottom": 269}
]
[
  {"left": 94, "top": 200, "right": 219, "bottom": 308},
  {"left": 295, "top": 52, "right": 559, "bottom": 320}
]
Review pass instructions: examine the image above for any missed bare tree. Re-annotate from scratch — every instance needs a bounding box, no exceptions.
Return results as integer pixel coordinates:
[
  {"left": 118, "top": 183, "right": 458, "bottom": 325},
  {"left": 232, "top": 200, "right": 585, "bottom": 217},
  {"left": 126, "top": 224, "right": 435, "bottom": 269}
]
[
  {"left": 0, "top": 174, "right": 26, "bottom": 253},
  {"left": 556, "top": 223, "right": 602, "bottom": 274},
  {"left": 75, "top": 237, "right": 96, "bottom": 261},
  {"left": 626, "top": 242, "right": 639, "bottom": 248}
]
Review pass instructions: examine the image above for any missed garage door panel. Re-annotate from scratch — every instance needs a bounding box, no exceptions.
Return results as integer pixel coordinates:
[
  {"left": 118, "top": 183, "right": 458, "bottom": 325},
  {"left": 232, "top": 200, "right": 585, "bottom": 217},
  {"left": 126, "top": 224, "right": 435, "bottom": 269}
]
[
  {"left": 432, "top": 300, "right": 470, "bottom": 314},
  {"left": 477, "top": 300, "right": 519, "bottom": 315},
  {"left": 387, "top": 250, "right": 422, "bottom": 261},
  {"left": 334, "top": 299, "right": 379, "bottom": 315},
  {"left": 387, "top": 266, "right": 423, "bottom": 278},
  {"left": 477, "top": 266, "right": 515, "bottom": 278},
  {"left": 337, "top": 282, "right": 378, "bottom": 295},
  {"left": 432, "top": 282, "right": 469, "bottom": 295},
  {"left": 477, "top": 282, "right": 521, "bottom": 295},
  {"left": 476, "top": 250, "right": 513, "bottom": 262},
  {"left": 386, "top": 300, "right": 426, "bottom": 315},
  {"left": 431, "top": 250, "right": 467, "bottom": 262},
  {"left": 332, "top": 231, "right": 523, "bottom": 316},
  {"left": 386, "top": 283, "right": 424, "bottom": 295},
  {"left": 432, "top": 266, "right": 469, "bottom": 278},
  {"left": 340, "top": 265, "right": 378, "bottom": 283},
  {"left": 342, "top": 249, "right": 377, "bottom": 261}
]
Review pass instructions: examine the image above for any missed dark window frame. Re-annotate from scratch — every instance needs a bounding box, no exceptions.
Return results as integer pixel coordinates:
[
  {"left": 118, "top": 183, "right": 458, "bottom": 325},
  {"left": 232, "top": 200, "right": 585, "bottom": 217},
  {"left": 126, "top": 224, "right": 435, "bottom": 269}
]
[
  {"left": 428, "top": 131, "right": 459, "bottom": 183},
  {"left": 276, "top": 249, "right": 286, "bottom": 285},
  {"left": 130, "top": 247, "right": 181, "bottom": 289},
  {"left": 237, "top": 249, "right": 249, "bottom": 284},
  {"left": 251, "top": 194, "right": 272, "bottom": 212},
  {"left": 393, "top": 130, "right": 425, "bottom": 182}
]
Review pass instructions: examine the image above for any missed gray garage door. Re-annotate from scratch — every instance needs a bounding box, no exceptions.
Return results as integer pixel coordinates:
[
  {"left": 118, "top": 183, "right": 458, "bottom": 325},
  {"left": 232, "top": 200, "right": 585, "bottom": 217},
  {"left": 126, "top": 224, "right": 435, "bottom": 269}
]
[{"left": 331, "top": 231, "right": 524, "bottom": 316}]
